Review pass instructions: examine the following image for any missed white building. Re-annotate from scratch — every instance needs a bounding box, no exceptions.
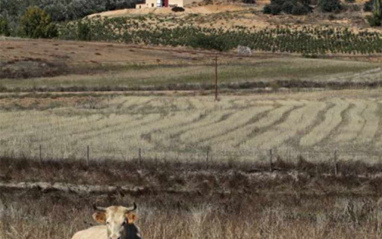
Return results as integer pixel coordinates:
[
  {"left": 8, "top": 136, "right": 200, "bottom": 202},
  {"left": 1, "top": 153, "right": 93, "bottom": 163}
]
[{"left": 136, "top": 0, "right": 202, "bottom": 8}]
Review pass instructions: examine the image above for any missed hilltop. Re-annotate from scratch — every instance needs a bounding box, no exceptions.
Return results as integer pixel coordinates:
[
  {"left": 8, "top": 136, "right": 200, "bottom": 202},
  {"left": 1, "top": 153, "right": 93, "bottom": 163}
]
[{"left": 88, "top": 3, "right": 381, "bottom": 32}]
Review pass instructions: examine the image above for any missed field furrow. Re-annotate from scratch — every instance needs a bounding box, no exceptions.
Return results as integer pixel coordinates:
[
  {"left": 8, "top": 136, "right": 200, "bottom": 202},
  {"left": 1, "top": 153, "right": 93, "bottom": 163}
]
[
  {"left": 97, "top": 111, "right": 203, "bottom": 150},
  {"left": 208, "top": 104, "right": 295, "bottom": 149},
  {"left": 74, "top": 114, "right": 161, "bottom": 142},
  {"left": 332, "top": 100, "right": 367, "bottom": 143},
  {"left": 241, "top": 101, "right": 326, "bottom": 150},
  {"left": 356, "top": 101, "right": 379, "bottom": 144},
  {"left": 299, "top": 99, "right": 350, "bottom": 147},
  {"left": 180, "top": 106, "right": 273, "bottom": 145},
  {"left": 28, "top": 114, "right": 140, "bottom": 144},
  {"left": 154, "top": 110, "right": 233, "bottom": 147}
]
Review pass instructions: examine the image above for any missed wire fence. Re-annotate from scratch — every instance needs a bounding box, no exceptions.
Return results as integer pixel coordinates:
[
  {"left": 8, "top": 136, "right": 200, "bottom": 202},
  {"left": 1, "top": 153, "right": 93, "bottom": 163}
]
[{"left": 2, "top": 144, "right": 381, "bottom": 166}]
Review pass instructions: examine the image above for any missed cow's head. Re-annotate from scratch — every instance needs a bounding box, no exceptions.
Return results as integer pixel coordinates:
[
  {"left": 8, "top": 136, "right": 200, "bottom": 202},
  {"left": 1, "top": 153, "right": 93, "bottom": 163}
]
[{"left": 92, "top": 203, "right": 141, "bottom": 239}]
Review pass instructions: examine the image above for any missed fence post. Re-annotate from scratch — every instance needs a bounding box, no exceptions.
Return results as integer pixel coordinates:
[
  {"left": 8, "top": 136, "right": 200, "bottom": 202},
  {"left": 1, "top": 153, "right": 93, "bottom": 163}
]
[
  {"left": 269, "top": 149, "right": 273, "bottom": 172},
  {"left": 206, "top": 149, "right": 209, "bottom": 169},
  {"left": 138, "top": 148, "right": 142, "bottom": 167},
  {"left": 39, "top": 145, "right": 42, "bottom": 163},
  {"left": 214, "top": 55, "right": 218, "bottom": 101},
  {"left": 334, "top": 150, "right": 338, "bottom": 176},
  {"left": 87, "top": 145, "right": 90, "bottom": 166}
]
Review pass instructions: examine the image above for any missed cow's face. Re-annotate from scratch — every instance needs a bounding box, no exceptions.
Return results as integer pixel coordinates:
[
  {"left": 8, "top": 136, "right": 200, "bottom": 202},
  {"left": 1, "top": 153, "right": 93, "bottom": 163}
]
[{"left": 93, "top": 204, "right": 138, "bottom": 239}]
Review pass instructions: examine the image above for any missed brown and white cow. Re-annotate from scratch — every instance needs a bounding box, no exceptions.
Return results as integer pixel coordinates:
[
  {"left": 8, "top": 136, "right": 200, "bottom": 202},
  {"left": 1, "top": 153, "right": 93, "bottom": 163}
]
[{"left": 72, "top": 203, "right": 142, "bottom": 239}]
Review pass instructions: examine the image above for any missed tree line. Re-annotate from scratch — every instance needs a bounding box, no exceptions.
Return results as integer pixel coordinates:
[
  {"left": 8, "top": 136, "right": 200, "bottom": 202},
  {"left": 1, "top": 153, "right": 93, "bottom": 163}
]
[{"left": 0, "top": 0, "right": 141, "bottom": 36}]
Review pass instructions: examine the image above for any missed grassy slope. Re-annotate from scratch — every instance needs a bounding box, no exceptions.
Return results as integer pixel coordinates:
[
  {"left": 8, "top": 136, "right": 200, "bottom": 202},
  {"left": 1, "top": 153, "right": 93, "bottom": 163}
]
[{"left": 0, "top": 57, "right": 379, "bottom": 91}]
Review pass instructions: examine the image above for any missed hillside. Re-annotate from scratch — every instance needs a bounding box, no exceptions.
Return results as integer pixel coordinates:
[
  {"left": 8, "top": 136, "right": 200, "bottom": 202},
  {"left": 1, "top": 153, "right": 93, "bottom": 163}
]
[{"left": 88, "top": 3, "right": 381, "bottom": 32}]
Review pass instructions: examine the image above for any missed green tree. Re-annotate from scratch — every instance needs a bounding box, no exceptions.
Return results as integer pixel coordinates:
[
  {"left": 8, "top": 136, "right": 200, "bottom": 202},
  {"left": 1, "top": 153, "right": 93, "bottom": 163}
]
[
  {"left": 0, "top": 17, "right": 11, "bottom": 36},
  {"left": 20, "top": 6, "right": 57, "bottom": 38},
  {"left": 318, "top": 0, "right": 342, "bottom": 12},
  {"left": 366, "top": 0, "right": 382, "bottom": 26},
  {"left": 375, "top": 0, "right": 381, "bottom": 18},
  {"left": 77, "top": 20, "right": 92, "bottom": 41}
]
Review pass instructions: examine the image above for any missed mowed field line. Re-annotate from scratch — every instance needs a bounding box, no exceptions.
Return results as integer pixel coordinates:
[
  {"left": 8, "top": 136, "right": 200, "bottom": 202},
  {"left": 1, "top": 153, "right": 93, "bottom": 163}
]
[
  {"left": 74, "top": 113, "right": 162, "bottom": 142},
  {"left": 35, "top": 114, "right": 143, "bottom": 143},
  {"left": 151, "top": 109, "right": 234, "bottom": 148},
  {"left": 45, "top": 113, "right": 163, "bottom": 156},
  {"left": 91, "top": 111, "right": 204, "bottom": 151},
  {"left": 299, "top": 99, "right": 350, "bottom": 147},
  {"left": 179, "top": 106, "right": 274, "bottom": 145},
  {"left": 240, "top": 101, "right": 327, "bottom": 150},
  {"left": 332, "top": 100, "right": 367, "bottom": 143},
  {"left": 0, "top": 111, "right": 78, "bottom": 132},
  {"left": 208, "top": 103, "right": 297, "bottom": 149},
  {"left": 0, "top": 112, "right": 85, "bottom": 139},
  {"left": 356, "top": 101, "right": 379, "bottom": 144}
]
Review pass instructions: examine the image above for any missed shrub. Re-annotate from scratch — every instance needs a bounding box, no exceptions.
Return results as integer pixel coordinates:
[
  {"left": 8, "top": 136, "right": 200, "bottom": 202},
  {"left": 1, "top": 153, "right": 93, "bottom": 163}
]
[
  {"left": 172, "top": 7, "right": 185, "bottom": 12},
  {"left": 318, "top": 0, "right": 342, "bottom": 12},
  {"left": 263, "top": 4, "right": 282, "bottom": 15},
  {"left": 0, "top": 17, "right": 10, "bottom": 36},
  {"left": 271, "top": 0, "right": 286, "bottom": 5},
  {"left": 189, "top": 34, "right": 230, "bottom": 52},
  {"left": 292, "top": 3, "right": 310, "bottom": 14},
  {"left": 266, "top": 0, "right": 311, "bottom": 15},
  {"left": 345, "top": 0, "right": 355, "bottom": 3},
  {"left": 364, "top": 0, "right": 374, "bottom": 11},
  {"left": 282, "top": 1, "right": 295, "bottom": 14},
  {"left": 366, "top": 13, "right": 382, "bottom": 26},
  {"left": 365, "top": 0, "right": 382, "bottom": 26},
  {"left": 20, "top": 7, "right": 57, "bottom": 38},
  {"left": 77, "top": 21, "right": 92, "bottom": 41},
  {"left": 346, "top": 4, "right": 361, "bottom": 11}
]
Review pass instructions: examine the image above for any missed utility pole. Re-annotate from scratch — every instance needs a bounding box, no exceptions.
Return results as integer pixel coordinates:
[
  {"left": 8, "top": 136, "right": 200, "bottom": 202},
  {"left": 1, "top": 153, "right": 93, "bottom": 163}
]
[{"left": 214, "top": 55, "right": 218, "bottom": 101}]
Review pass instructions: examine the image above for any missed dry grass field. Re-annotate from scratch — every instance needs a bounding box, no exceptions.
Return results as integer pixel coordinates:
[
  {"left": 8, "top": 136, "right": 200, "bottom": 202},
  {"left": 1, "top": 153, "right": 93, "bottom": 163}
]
[
  {"left": 1, "top": 158, "right": 382, "bottom": 239},
  {"left": 1, "top": 89, "right": 382, "bottom": 163}
]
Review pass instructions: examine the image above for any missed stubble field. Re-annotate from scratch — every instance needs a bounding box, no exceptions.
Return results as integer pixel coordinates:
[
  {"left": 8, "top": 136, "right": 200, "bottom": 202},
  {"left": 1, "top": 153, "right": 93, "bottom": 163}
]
[{"left": 1, "top": 89, "right": 382, "bottom": 163}]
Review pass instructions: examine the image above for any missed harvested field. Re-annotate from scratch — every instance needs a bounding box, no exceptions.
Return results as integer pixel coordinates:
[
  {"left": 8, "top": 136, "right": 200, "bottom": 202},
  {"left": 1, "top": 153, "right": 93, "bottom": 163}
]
[{"left": 1, "top": 89, "right": 382, "bottom": 163}]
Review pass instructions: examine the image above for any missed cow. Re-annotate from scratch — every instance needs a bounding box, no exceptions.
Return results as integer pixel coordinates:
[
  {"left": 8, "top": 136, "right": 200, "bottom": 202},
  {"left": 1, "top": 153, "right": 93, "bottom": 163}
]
[{"left": 72, "top": 203, "right": 142, "bottom": 239}]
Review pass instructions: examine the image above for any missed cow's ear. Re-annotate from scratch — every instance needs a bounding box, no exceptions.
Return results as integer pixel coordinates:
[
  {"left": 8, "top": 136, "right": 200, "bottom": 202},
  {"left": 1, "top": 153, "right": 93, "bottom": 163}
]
[
  {"left": 126, "top": 212, "right": 138, "bottom": 224},
  {"left": 92, "top": 212, "right": 107, "bottom": 224}
]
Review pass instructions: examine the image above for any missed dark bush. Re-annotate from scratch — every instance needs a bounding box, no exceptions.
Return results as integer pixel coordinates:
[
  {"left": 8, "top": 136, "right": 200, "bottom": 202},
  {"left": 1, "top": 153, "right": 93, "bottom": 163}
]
[
  {"left": 364, "top": 0, "right": 374, "bottom": 11},
  {"left": 345, "top": 0, "right": 355, "bottom": 3},
  {"left": 346, "top": 4, "right": 361, "bottom": 12},
  {"left": 0, "top": 17, "right": 10, "bottom": 36},
  {"left": 366, "top": 13, "right": 382, "bottom": 26},
  {"left": 318, "top": 0, "right": 343, "bottom": 12},
  {"left": 266, "top": 0, "right": 311, "bottom": 15},
  {"left": 172, "top": 7, "right": 185, "bottom": 12},
  {"left": 292, "top": 3, "right": 310, "bottom": 14},
  {"left": 263, "top": 4, "right": 282, "bottom": 15},
  {"left": 189, "top": 34, "right": 230, "bottom": 52},
  {"left": 270, "top": 0, "right": 286, "bottom": 6},
  {"left": 242, "top": 0, "right": 256, "bottom": 3},
  {"left": 77, "top": 21, "right": 92, "bottom": 41},
  {"left": 20, "top": 7, "right": 58, "bottom": 38},
  {"left": 282, "top": 1, "right": 295, "bottom": 14}
]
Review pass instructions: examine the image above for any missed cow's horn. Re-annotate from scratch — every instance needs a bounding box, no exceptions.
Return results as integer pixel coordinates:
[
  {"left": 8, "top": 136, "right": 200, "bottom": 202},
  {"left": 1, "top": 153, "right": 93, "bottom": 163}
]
[
  {"left": 93, "top": 204, "right": 107, "bottom": 211},
  {"left": 125, "top": 202, "right": 137, "bottom": 212}
]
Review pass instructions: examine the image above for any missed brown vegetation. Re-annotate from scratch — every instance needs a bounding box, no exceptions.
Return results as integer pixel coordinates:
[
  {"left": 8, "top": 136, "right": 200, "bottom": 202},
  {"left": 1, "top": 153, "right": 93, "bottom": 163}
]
[{"left": 1, "top": 157, "right": 382, "bottom": 239}]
